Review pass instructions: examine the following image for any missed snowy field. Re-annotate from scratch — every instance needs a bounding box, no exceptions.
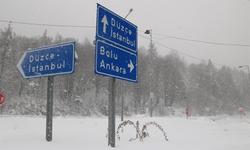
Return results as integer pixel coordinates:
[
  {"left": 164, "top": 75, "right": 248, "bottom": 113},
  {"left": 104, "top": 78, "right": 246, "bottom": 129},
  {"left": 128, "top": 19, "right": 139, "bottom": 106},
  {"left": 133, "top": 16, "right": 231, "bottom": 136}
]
[{"left": 1, "top": 115, "right": 250, "bottom": 150}]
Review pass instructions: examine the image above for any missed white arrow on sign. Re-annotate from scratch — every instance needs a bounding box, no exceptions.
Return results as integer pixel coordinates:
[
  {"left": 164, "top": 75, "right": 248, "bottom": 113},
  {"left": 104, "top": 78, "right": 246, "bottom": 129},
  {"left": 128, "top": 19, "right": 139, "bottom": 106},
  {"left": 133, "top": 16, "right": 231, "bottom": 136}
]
[
  {"left": 101, "top": 15, "right": 108, "bottom": 34},
  {"left": 128, "top": 59, "right": 134, "bottom": 73},
  {"left": 16, "top": 51, "right": 27, "bottom": 78}
]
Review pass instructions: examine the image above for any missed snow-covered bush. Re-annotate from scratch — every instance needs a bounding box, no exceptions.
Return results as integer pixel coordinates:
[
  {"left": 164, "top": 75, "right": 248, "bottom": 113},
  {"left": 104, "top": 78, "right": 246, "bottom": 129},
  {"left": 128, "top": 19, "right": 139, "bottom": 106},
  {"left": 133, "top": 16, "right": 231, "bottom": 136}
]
[{"left": 116, "top": 120, "right": 168, "bottom": 142}]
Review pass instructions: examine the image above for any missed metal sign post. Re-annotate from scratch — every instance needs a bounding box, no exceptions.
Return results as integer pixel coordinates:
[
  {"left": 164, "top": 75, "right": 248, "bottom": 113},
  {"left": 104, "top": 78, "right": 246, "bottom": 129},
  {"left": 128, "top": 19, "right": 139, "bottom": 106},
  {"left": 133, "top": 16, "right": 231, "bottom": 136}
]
[
  {"left": 46, "top": 76, "right": 54, "bottom": 141},
  {"left": 95, "top": 4, "right": 137, "bottom": 147},
  {"left": 121, "top": 82, "right": 124, "bottom": 121},
  {"left": 108, "top": 77, "right": 116, "bottom": 147},
  {"left": 16, "top": 42, "right": 75, "bottom": 142}
]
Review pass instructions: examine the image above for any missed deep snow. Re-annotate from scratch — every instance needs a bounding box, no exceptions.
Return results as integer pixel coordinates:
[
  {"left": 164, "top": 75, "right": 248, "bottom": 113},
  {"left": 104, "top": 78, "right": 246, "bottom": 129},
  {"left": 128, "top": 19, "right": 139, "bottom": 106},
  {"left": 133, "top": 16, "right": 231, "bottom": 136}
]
[{"left": 1, "top": 115, "right": 250, "bottom": 150}]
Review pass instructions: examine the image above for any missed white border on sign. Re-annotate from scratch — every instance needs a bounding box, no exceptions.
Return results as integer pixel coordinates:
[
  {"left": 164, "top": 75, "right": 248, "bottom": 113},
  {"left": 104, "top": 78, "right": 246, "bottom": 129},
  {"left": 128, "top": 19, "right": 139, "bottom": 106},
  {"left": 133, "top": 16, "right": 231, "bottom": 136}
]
[
  {"left": 96, "top": 4, "right": 138, "bottom": 53},
  {"left": 95, "top": 40, "right": 138, "bottom": 83},
  {"left": 16, "top": 42, "right": 75, "bottom": 79}
]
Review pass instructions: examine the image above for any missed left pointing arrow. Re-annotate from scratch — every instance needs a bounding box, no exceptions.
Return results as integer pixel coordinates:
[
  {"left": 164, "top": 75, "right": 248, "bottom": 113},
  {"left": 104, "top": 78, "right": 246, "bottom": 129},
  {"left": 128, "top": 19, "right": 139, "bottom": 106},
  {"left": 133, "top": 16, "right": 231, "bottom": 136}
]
[
  {"left": 16, "top": 51, "right": 27, "bottom": 79},
  {"left": 101, "top": 15, "right": 108, "bottom": 34},
  {"left": 16, "top": 42, "right": 75, "bottom": 79}
]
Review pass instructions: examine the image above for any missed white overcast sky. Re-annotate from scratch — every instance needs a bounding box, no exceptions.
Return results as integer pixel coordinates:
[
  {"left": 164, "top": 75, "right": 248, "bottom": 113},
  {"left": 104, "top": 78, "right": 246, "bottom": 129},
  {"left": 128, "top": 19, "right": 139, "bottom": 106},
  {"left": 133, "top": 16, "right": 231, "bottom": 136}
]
[{"left": 0, "top": 0, "right": 249, "bottom": 69}]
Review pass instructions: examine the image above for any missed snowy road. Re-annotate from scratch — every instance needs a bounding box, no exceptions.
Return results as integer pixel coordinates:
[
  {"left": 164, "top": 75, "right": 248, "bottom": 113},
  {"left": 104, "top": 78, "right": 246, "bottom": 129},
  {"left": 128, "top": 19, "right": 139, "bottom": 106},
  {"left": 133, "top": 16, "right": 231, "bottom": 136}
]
[{"left": 1, "top": 115, "right": 250, "bottom": 150}]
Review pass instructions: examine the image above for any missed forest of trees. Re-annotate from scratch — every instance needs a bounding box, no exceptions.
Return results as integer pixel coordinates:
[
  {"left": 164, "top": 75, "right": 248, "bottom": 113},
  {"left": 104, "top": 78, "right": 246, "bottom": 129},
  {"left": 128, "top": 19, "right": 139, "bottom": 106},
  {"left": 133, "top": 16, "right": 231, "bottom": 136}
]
[{"left": 0, "top": 23, "right": 249, "bottom": 116}]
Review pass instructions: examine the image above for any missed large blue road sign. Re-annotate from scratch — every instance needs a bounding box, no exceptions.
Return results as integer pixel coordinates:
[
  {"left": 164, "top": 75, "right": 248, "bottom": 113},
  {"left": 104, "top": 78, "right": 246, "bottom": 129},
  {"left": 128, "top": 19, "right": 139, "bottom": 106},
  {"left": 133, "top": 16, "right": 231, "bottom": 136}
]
[
  {"left": 95, "top": 40, "right": 137, "bottom": 82},
  {"left": 96, "top": 4, "right": 138, "bottom": 83},
  {"left": 16, "top": 42, "right": 75, "bottom": 79},
  {"left": 96, "top": 3, "right": 137, "bottom": 53}
]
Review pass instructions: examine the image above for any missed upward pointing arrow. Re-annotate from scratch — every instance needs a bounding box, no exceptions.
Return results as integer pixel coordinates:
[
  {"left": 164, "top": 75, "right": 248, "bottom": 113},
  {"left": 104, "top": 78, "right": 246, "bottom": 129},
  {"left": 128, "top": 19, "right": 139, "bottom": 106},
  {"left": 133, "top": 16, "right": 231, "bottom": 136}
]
[{"left": 101, "top": 15, "right": 108, "bottom": 34}]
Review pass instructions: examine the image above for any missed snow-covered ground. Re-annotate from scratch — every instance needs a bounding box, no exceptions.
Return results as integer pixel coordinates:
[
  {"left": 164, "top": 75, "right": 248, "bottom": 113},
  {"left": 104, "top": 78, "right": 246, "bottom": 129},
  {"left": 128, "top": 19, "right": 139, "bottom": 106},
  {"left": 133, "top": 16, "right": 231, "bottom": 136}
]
[{"left": 1, "top": 115, "right": 250, "bottom": 150}]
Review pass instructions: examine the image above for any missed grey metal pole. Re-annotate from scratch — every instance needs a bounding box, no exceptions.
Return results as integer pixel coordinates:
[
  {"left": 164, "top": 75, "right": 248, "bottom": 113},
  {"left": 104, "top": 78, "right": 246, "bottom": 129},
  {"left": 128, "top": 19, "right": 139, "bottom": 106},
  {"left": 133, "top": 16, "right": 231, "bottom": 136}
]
[
  {"left": 120, "top": 74, "right": 124, "bottom": 121},
  {"left": 145, "top": 29, "right": 153, "bottom": 117},
  {"left": 108, "top": 77, "right": 116, "bottom": 147},
  {"left": 246, "top": 66, "right": 250, "bottom": 112},
  {"left": 46, "top": 76, "right": 54, "bottom": 142},
  {"left": 150, "top": 29, "right": 153, "bottom": 117},
  {"left": 120, "top": 8, "right": 133, "bottom": 122},
  {"left": 247, "top": 66, "right": 250, "bottom": 83},
  {"left": 239, "top": 65, "right": 250, "bottom": 112}
]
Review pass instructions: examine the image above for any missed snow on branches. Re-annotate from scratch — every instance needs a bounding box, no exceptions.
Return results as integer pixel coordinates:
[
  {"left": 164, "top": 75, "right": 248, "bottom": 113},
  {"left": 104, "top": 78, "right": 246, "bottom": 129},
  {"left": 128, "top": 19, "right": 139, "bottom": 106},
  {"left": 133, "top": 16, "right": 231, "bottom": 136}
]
[{"left": 116, "top": 120, "right": 168, "bottom": 142}]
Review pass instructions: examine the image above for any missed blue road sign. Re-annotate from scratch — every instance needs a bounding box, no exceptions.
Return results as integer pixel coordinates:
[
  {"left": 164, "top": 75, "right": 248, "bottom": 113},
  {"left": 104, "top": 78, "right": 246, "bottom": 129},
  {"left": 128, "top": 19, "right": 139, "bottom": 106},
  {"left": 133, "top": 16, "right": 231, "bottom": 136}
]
[
  {"left": 95, "top": 40, "right": 137, "bottom": 82},
  {"left": 96, "top": 3, "right": 137, "bottom": 53},
  {"left": 96, "top": 4, "right": 138, "bottom": 83},
  {"left": 16, "top": 42, "right": 75, "bottom": 79}
]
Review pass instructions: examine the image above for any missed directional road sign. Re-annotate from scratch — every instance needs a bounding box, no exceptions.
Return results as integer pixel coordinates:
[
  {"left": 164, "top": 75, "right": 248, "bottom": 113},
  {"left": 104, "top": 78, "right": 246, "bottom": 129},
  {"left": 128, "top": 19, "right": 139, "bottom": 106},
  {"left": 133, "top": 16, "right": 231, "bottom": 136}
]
[
  {"left": 95, "top": 40, "right": 137, "bottom": 82},
  {"left": 16, "top": 42, "right": 75, "bottom": 79},
  {"left": 96, "top": 3, "right": 137, "bottom": 53},
  {"left": 95, "top": 3, "right": 138, "bottom": 83}
]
